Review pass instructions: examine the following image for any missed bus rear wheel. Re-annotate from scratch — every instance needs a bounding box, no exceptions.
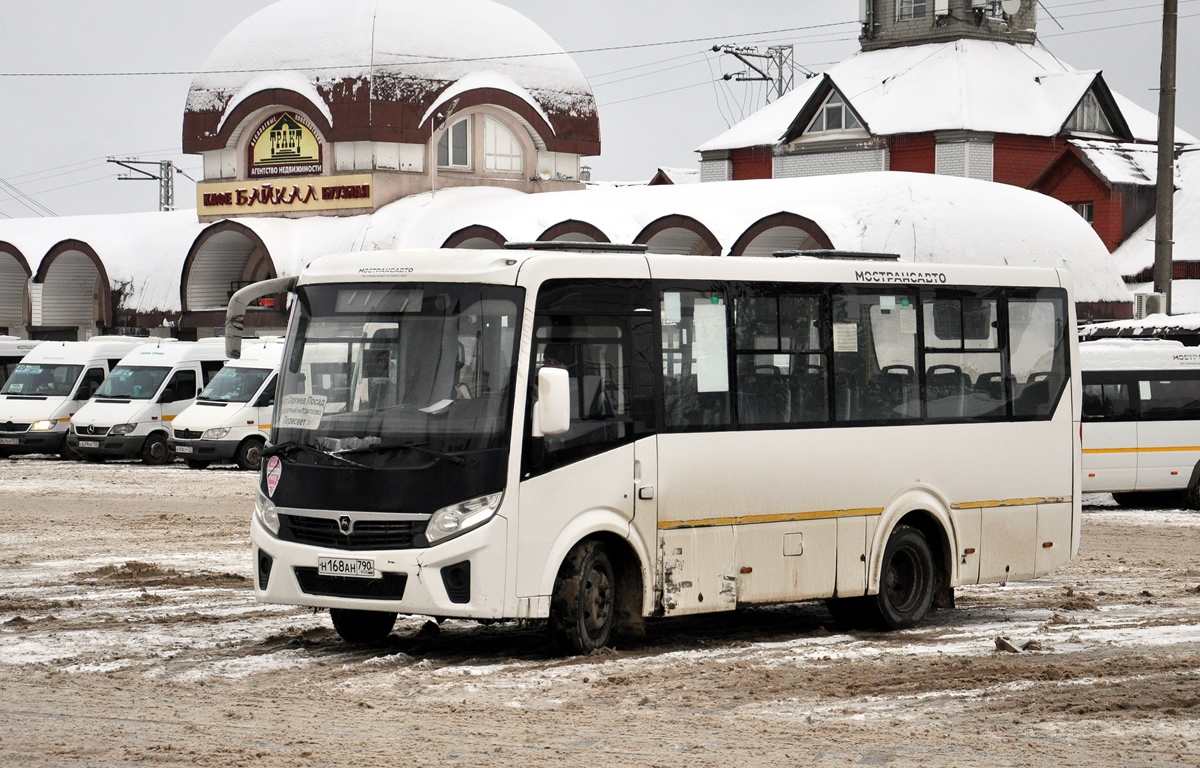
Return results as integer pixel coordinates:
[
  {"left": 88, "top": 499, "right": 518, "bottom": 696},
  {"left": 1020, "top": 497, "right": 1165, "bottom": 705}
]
[
  {"left": 330, "top": 609, "right": 397, "bottom": 644},
  {"left": 551, "top": 540, "right": 615, "bottom": 654},
  {"left": 234, "top": 438, "right": 265, "bottom": 471},
  {"left": 870, "top": 524, "right": 935, "bottom": 630},
  {"left": 141, "top": 434, "right": 171, "bottom": 465}
]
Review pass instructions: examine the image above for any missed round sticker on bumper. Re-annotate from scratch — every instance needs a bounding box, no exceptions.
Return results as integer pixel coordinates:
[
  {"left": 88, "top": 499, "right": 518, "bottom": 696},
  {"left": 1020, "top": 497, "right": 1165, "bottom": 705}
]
[{"left": 265, "top": 455, "right": 282, "bottom": 497}]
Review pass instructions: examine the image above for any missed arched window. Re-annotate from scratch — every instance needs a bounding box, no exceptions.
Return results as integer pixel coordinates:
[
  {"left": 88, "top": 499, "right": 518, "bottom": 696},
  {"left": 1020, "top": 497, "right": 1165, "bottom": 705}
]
[
  {"left": 485, "top": 117, "right": 524, "bottom": 173},
  {"left": 437, "top": 117, "right": 471, "bottom": 168}
]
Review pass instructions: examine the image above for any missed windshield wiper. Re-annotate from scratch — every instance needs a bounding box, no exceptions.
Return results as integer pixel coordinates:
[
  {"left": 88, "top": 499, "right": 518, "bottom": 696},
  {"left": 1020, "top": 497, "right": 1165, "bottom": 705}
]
[
  {"left": 337, "top": 441, "right": 467, "bottom": 467},
  {"left": 262, "top": 441, "right": 373, "bottom": 470}
]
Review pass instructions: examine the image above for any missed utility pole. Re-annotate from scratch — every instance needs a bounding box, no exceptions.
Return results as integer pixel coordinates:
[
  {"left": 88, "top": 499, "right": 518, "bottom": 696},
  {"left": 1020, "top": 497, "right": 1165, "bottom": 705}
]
[
  {"left": 713, "top": 44, "right": 798, "bottom": 103},
  {"left": 1153, "top": 0, "right": 1178, "bottom": 314},
  {"left": 107, "top": 158, "right": 193, "bottom": 212}
]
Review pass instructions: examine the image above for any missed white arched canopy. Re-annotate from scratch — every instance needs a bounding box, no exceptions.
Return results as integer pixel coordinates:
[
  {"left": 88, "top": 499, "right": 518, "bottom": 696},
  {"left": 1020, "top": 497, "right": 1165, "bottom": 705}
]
[
  {"left": 736, "top": 226, "right": 824, "bottom": 257},
  {"left": 184, "top": 227, "right": 275, "bottom": 311},
  {"left": 38, "top": 250, "right": 103, "bottom": 332},
  {"left": 0, "top": 250, "right": 28, "bottom": 329}
]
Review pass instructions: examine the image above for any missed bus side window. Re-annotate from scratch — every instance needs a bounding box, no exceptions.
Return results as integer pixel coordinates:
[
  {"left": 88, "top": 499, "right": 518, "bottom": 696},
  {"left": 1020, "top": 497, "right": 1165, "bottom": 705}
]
[
  {"left": 832, "top": 290, "right": 918, "bottom": 422},
  {"left": 661, "top": 289, "right": 731, "bottom": 430},
  {"left": 1009, "top": 296, "right": 1069, "bottom": 418},
  {"left": 923, "top": 295, "right": 1004, "bottom": 421},
  {"left": 732, "top": 290, "right": 827, "bottom": 426}
]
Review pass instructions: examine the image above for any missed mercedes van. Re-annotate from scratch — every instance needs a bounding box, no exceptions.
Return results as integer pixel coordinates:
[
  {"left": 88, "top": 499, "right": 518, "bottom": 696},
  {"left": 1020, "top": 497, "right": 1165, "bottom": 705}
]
[
  {"left": 0, "top": 336, "right": 145, "bottom": 457},
  {"left": 68, "top": 339, "right": 227, "bottom": 464},
  {"left": 169, "top": 338, "right": 283, "bottom": 470}
]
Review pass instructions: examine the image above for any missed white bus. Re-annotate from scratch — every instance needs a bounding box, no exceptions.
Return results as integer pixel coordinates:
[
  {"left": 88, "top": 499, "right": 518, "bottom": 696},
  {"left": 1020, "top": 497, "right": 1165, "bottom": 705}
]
[
  {"left": 233, "top": 246, "right": 1080, "bottom": 652},
  {"left": 1081, "top": 338, "right": 1200, "bottom": 507}
]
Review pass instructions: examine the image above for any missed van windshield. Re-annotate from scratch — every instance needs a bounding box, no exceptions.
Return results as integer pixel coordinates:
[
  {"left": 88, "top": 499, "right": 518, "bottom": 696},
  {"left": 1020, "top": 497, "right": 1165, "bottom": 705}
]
[
  {"left": 1, "top": 364, "right": 83, "bottom": 396},
  {"left": 95, "top": 366, "right": 171, "bottom": 399},
  {"left": 200, "top": 366, "right": 271, "bottom": 403},
  {"left": 275, "top": 282, "right": 523, "bottom": 468}
]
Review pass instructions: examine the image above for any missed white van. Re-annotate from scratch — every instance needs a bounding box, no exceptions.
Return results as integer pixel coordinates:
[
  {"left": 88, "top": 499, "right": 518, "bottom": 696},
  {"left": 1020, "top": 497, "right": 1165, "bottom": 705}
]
[
  {"left": 169, "top": 338, "right": 283, "bottom": 471},
  {"left": 0, "top": 336, "right": 146, "bottom": 458},
  {"left": 1081, "top": 338, "right": 1200, "bottom": 507},
  {"left": 0, "top": 336, "right": 42, "bottom": 388},
  {"left": 68, "top": 339, "right": 228, "bottom": 464}
]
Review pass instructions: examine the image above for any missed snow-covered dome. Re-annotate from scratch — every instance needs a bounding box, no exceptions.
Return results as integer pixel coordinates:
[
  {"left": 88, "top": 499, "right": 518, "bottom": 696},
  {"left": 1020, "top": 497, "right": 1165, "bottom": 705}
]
[{"left": 182, "top": 0, "right": 599, "bottom": 155}]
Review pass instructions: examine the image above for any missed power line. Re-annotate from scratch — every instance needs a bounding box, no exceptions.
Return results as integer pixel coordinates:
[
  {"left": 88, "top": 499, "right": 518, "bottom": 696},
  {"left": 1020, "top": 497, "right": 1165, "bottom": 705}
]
[
  {"left": 1041, "top": 10, "right": 1200, "bottom": 38},
  {"left": 0, "top": 176, "right": 57, "bottom": 217}
]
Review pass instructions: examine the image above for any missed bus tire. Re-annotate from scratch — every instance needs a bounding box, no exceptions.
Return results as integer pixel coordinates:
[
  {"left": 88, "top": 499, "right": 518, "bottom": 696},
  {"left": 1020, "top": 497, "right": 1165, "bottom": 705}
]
[
  {"left": 184, "top": 459, "right": 211, "bottom": 470},
  {"left": 550, "top": 540, "right": 616, "bottom": 654},
  {"left": 234, "top": 437, "right": 265, "bottom": 472},
  {"left": 141, "top": 434, "right": 171, "bottom": 465},
  {"left": 870, "top": 524, "right": 935, "bottom": 630},
  {"left": 330, "top": 608, "right": 397, "bottom": 644}
]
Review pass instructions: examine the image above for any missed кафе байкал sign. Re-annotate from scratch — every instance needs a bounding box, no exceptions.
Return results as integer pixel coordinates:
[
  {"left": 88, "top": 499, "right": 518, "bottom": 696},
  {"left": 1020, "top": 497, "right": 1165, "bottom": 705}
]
[{"left": 196, "top": 174, "right": 373, "bottom": 215}]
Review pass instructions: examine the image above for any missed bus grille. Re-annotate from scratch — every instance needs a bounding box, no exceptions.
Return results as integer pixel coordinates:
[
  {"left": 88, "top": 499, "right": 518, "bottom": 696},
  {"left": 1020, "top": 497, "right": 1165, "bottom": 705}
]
[
  {"left": 174, "top": 429, "right": 202, "bottom": 439},
  {"left": 0, "top": 422, "right": 30, "bottom": 433},
  {"left": 292, "top": 568, "right": 408, "bottom": 600},
  {"left": 75, "top": 424, "right": 110, "bottom": 437},
  {"left": 278, "top": 514, "right": 421, "bottom": 551}
]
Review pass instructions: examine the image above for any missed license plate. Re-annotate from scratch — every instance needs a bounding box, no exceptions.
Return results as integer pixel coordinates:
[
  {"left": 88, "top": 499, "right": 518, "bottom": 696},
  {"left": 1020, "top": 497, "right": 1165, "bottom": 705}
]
[
  {"left": 79, "top": 440, "right": 100, "bottom": 448},
  {"left": 175, "top": 445, "right": 193, "bottom": 454},
  {"left": 318, "top": 556, "right": 377, "bottom": 579},
  {"left": 0, "top": 437, "right": 17, "bottom": 446}
]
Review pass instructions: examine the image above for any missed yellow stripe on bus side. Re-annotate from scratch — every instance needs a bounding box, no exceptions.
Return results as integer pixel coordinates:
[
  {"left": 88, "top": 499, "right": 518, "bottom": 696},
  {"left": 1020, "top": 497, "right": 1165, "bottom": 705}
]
[
  {"left": 950, "top": 496, "right": 1070, "bottom": 510},
  {"left": 1082, "top": 446, "right": 1200, "bottom": 454},
  {"left": 658, "top": 508, "right": 884, "bottom": 530},
  {"left": 163, "top": 415, "right": 178, "bottom": 422},
  {"left": 658, "top": 496, "right": 1073, "bottom": 530}
]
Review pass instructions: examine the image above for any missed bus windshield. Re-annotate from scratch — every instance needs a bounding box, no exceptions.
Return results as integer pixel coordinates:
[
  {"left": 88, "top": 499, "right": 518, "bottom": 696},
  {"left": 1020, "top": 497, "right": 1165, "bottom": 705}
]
[
  {"left": 200, "top": 366, "right": 271, "bottom": 403},
  {"left": 275, "top": 282, "right": 523, "bottom": 468},
  {"left": 0, "top": 363, "right": 83, "bottom": 396},
  {"left": 95, "top": 366, "right": 171, "bottom": 399}
]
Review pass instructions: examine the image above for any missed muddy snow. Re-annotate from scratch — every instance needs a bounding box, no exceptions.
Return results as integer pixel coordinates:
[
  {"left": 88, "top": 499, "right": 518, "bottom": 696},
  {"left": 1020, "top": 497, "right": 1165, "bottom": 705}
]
[{"left": 1, "top": 455, "right": 1198, "bottom": 766}]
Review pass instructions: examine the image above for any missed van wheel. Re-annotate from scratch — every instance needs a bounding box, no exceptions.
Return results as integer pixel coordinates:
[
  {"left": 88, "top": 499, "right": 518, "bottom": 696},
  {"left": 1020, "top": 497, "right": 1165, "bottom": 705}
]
[
  {"left": 330, "top": 609, "right": 397, "bottom": 644},
  {"left": 184, "top": 459, "right": 211, "bottom": 470},
  {"left": 141, "top": 434, "right": 171, "bottom": 465},
  {"left": 550, "top": 540, "right": 616, "bottom": 654},
  {"left": 234, "top": 438, "right": 265, "bottom": 471},
  {"left": 869, "top": 524, "right": 935, "bottom": 630}
]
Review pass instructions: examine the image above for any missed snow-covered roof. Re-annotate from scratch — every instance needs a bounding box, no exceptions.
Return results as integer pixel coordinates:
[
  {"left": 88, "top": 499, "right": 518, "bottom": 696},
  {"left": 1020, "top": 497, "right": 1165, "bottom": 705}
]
[
  {"left": 1111, "top": 146, "right": 1200, "bottom": 277},
  {"left": 699, "top": 40, "right": 1197, "bottom": 152},
  {"left": 652, "top": 167, "right": 701, "bottom": 185},
  {"left": 0, "top": 211, "right": 205, "bottom": 314},
  {"left": 185, "top": 0, "right": 596, "bottom": 149},
  {"left": 1069, "top": 140, "right": 1164, "bottom": 187},
  {"left": 1080, "top": 311, "right": 1200, "bottom": 338},
  {"left": 0, "top": 172, "right": 1132, "bottom": 315}
]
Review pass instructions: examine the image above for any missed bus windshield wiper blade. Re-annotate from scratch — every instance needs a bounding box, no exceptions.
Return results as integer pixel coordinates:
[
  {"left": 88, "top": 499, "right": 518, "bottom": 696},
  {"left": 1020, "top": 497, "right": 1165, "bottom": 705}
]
[
  {"left": 263, "top": 441, "right": 373, "bottom": 469},
  {"left": 338, "top": 441, "right": 467, "bottom": 466}
]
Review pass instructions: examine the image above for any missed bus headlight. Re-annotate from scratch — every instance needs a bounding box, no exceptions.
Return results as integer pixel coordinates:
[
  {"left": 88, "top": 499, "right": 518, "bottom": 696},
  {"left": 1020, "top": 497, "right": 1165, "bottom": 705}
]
[
  {"left": 29, "top": 420, "right": 56, "bottom": 432},
  {"left": 255, "top": 488, "right": 280, "bottom": 536},
  {"left": 202, "top": 427, "right": 230, "bottom": 440},
  {"left": 110, "top": 423, "right": 137, "bottom": 436},
  {"left": 426, "top": 492, "right": 502, "bottom": 545}
]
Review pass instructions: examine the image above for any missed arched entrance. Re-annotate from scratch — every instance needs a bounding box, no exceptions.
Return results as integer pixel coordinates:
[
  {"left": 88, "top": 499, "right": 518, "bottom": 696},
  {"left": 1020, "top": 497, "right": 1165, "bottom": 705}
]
[
  {"left": 730, "top": 212, "right": 834, "bottom": 257},
  {"left": 0, "top": 242, "right": 31, "bottom": 334},
  {"left": 633, "top": 215, "right": 721, "bottom": 255},
  {"left": 442, "top": 225, "right": 506, "bottom": 249},
  {"left": 182, "top": 222, "right": 277, "bottom": 312},
  {"left": 537, "top": 220, "right": 610, "bottom": 243},
  {"left": 33, "top": 240, "right": 111, "bottom": 340}
]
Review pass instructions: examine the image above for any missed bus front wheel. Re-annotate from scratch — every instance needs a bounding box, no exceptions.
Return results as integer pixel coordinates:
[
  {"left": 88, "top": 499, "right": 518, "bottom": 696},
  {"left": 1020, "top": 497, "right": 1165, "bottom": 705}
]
[
  {"left": 871, "top": 524, "right": 935, "bottom": 630},
  {"left": 330, "top": 608, "right": 397, "bottom": 644},
  {"left": 551, "top": 540, "right": 616, "bottom": 654}
]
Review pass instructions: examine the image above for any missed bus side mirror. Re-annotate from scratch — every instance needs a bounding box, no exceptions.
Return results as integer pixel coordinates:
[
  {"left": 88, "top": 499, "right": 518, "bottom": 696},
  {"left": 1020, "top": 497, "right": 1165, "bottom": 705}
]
[{"left": 534, "top": 367, "right": 570, "bottom": 437}]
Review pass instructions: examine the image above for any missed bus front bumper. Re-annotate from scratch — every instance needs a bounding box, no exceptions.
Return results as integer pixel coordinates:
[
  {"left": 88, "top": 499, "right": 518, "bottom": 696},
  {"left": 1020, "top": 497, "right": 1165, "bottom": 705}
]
[
  {"left": 67, "top": 433, "right": 145, "bottom": 458},
  {"left": 169, "top": 438, "right": 237, "bottom": 462},
  {"left": 250, "top": 512, "right": 510, "bottom": 619},
  {"left": 0, "top": 429, "right": 67, "bottom": 454}
]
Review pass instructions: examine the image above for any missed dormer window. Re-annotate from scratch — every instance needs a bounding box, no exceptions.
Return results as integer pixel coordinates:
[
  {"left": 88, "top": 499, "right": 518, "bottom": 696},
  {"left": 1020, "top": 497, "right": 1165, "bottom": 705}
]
[
  {"left": 806, "top": 91, "right": 864, "bottom": 135},
  {"left": 1064, "top": 91, "right": 1114, "bottom": 136},
  {"left": 437, "top": 116, "right": 471, "bottom": 168},
  {"left": 484, "top": 117, "right": 524, "bottom": 173},
  {"left": 898, "top": 0, "right": 927, "bottom": 21}
]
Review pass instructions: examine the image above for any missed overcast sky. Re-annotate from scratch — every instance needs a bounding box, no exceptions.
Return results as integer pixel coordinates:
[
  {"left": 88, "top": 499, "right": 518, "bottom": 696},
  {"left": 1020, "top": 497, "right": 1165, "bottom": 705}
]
[{"left": 1, "top": 0, "right": 1197, "bottom": 220}]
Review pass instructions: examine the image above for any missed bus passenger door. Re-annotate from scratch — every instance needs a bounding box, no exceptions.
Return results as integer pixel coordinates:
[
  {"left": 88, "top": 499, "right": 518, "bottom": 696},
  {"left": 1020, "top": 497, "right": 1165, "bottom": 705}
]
[
  {"left": 1135, "top": 377, "right": 1200, "bottom": 491},
  {"left": 1081, "top": 381, "right": 1137, "bottom": 493},
  {"left": 515, "top": 278, "right": 657, "bottom": 600}
]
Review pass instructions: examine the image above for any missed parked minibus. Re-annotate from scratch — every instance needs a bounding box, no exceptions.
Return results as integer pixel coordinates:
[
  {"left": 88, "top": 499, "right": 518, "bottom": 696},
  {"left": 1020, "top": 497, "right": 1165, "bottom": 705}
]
[
  {"left": 0, "top": 336, "right": 146, "bottom": 457},
  {"left": 1081, "top": 337, "right": 1200, "bottom": 507},
  {"left": 0, "top": 336, "right": 41, "bottom": 388},
  {"left": 68, "top": 339, "right": 227, "bottom": 464},
  {"left": 169, "top": 338, "right": 283, "bottom": 471},
  {"left": 232, "top": 246, "right": 1080, "bottom": 652}
]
